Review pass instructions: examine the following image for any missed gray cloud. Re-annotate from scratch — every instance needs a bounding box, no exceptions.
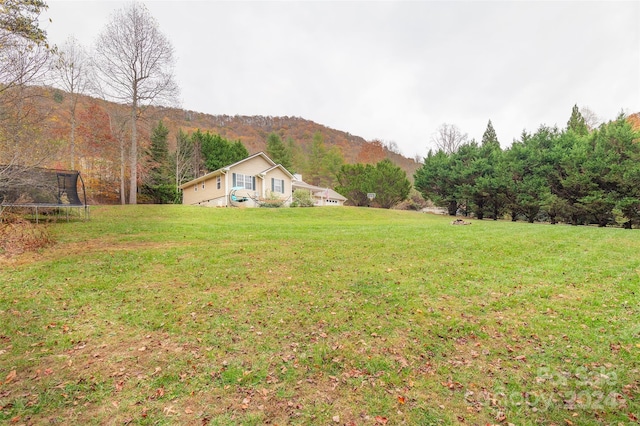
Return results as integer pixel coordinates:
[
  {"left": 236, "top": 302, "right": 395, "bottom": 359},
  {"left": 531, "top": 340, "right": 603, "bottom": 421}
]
[{"left": 42, "top": 0, "right": 639, "bottom": 158}]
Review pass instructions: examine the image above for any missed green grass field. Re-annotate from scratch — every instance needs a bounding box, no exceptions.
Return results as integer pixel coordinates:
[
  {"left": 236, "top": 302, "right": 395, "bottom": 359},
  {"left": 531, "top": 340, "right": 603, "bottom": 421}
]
[{"left": 1, "top": 206, "right": 638, "bottom": 425}]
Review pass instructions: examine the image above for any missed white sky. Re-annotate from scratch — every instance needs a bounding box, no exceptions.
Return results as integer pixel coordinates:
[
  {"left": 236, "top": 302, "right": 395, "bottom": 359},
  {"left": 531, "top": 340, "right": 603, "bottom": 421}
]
[{"left": 40, "top": 0, "right": 640, "bottom": 158}]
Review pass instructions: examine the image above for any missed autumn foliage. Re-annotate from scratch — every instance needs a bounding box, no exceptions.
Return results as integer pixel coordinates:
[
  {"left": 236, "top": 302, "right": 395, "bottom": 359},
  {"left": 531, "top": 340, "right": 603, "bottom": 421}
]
[{"left": 11, "top": 89, "right": 419, "bottom": 204}]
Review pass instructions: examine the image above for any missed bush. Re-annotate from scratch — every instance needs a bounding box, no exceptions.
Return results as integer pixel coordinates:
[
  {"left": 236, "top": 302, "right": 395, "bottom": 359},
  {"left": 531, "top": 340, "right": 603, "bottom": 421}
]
[
  {"left": 291, "top": 189, "right": 315, "bottom": 207},
  {"left": 258, "top": 191, "right": 286, "bottom": 208},
  {"left": 0, "top": 215, "right": 52, "bottom": 257},
  {"left": 394, "top": 190, "right": 428, "bottom": 211}
]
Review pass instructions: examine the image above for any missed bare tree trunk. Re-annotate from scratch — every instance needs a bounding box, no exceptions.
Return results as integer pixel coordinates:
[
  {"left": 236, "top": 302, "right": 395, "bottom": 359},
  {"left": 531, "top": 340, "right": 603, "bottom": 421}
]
[
  {"left": 107, "top": 109, "right": 127, "bottom": 205},
  {"left": 129, "top": 101, "right": 137, "bottom": 205},
  {"left": 70, "top": 112, "right": 76, "bottom": 169},
  {"left": 120, "top": 135, "right": 126, "bottom": 205}
]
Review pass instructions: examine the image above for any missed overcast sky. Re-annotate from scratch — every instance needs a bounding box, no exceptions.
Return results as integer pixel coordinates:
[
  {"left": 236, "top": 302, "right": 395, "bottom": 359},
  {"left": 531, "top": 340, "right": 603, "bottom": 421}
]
[{"left": 40, "top": 0, "right": 640, "bottom": 158}]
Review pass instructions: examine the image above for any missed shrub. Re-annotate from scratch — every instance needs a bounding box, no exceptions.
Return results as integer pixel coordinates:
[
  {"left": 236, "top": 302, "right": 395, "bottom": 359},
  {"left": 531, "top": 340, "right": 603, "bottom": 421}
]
[
  {"left": 395, "top": 190, "right": 428, "bottom": 211},
  {"left": 0, "top": 216, "right": 52, "bottom": 257},
  {"left": 258, "top": 191, "right": 286, "bottom": 208},
  {"left": 291, "top": 189, "right": 315, "bottom": 207}
]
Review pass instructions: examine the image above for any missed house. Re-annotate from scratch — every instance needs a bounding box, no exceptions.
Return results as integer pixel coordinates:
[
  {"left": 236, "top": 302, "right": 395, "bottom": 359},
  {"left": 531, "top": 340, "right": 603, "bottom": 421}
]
[
  {"left": 179, "top": 152, "right": 294, "bottom": 207},
  {"left": 291, "top": 174, "right": 347, "bottom": 206}
]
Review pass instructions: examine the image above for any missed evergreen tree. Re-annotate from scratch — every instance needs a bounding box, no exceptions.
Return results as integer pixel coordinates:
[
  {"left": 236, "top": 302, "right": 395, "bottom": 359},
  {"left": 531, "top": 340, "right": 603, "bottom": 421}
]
[
  {"left": 481, "top": 120, "right": 500, "bottom": 147},
  {"left": 567, "top": 104, "right": 589, "bottom": 136},
  {"left": 266, "top": 132, "right": 293, "bottom": 171},
  {"left": 336, "top": 163, "right": 372, "bottom": 207},
  {"left": 322, "top": 145, "right": 344, "bottom": 188},
  {"left": 504, "top": 129, "right": 554, "bottom": 222},
  {"left": 193, "top": 130, "right": 249, "bottom": 172},
  {"left": 371, "top": 159, "right": 411, "bottom": 208},
  {"left": 306, "top": 132, "right": 328, "bottom": 186},
  {"left": 149, "top": 120, "right": 169, "bottom": 169},
  {"left": 414, "top": 150, "right": 460, "bottom": 215},
  {"left": 337, "top": 159, "right": 410, "bottom": 208},
  {"left": 303, "top": 132, "right": 344, "bottom": 187},
  {"left": 287, "top": 137, "right": 305, "bottom": 175},
  {"left": 141, "top": 120, "right": 177, "bottom": 203}
]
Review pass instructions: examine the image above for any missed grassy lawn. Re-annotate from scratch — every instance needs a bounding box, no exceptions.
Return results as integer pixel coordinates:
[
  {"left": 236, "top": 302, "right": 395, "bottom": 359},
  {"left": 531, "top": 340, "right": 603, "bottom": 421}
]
[{"left": 0, "top": 205, "right": 638, "bottom": 425}]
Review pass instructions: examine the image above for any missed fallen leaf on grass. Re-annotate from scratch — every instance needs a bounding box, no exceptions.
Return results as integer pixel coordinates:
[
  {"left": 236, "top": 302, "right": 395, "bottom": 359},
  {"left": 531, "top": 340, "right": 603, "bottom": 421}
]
[
  {"left": 241, "top": 397, "right": 250, "bottom": 409},
  {"left": 441, "top": 380, "right": 463, "bottom": 390},
  {"left": 4, "top": 370, "right": 16, "bottom": 384},
  {"left": 163, "top": 406, "right": 177, "bottom": 415},
  {"left": 397, "top": 396, "right": 406, "bottom": 405},
  {"left": 332, "top": 415, "right": 340, "bottom": 423},
  {"left": 155, "top": 387, "right": 165, "bottom": 398},
  {"left": 375, "top": 416, "right": 388, "bottom": 424}
]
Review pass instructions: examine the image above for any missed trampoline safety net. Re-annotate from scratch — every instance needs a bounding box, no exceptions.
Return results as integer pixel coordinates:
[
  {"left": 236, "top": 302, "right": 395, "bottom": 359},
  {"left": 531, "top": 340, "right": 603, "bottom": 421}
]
[{"left": 1, "top": 166, "right": 88, "bottom": 221}]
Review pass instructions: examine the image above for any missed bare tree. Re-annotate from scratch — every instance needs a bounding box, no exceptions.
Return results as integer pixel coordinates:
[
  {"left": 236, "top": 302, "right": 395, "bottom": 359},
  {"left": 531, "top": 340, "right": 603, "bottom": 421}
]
[
  {"left": 385, "top": 140, "right": 401, "bottom": 155},
  {"left": 580, "top": 106, "right": 600, "bottom": 131},
  {"left": 93, "top": 2, "right": 178, "bottom": 204},
  {"left": 0, "top": 38, "right": 56, "bottom": 186},
  {"left": 54, "top": 36, "right": 92, "bottom": 170},
  {"left": 55, "top": 36, "right": 91, "bottom": 169},
  {"left": 0, "top": 0, "right": 48, "bottom": 92},
  {"left": 0, "top": 0, "right": 63, "bottom": 201},
  {"left": 430, "top": 123, "right": 468, "bottom": 154},
  {"left": 174, "top": 128, "right": 193, "bottom": 189}
]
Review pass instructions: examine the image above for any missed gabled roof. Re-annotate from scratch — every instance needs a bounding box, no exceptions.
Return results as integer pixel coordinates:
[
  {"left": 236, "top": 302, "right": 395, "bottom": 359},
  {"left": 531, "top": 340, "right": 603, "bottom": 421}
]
[
  {"left": 179, "top": 152, "right": 279, "bottom": 189},
  {"left": 227, "top": 151, "right": 275, "bottom": 169},
  {"left": 314, "top": 188, "right": 347, "bottom": 201},
  {"left": 260, "top": 164, "right": 294, "bottom": 179}
]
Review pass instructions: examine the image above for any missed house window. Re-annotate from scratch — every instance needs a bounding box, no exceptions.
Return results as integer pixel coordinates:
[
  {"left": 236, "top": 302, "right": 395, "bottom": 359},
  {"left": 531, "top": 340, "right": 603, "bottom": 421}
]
[
  {"left": 233, "top": 173, "right": 254, "bottom": 190},
  {"left": 216, "top": 176, "right": 221, "bottom": 189},
  {"left": 202, "top": 181, "right": 205, "bottom": 190},
  {"left": 272, "top": 178, "right": 284, "bottom": 194},
  {"left": 194, "top": 185, "right": 198, "bottom": 192}
]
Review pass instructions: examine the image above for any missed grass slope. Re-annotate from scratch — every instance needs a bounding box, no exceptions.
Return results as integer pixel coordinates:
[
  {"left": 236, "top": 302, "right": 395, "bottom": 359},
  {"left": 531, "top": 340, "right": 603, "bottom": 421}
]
[{"left": 0, "top": 206, "right": 638, "bottom": 425}]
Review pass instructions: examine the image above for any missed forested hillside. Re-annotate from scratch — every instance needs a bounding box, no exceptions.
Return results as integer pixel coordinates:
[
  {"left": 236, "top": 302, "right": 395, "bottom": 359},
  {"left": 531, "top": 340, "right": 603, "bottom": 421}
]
[{"left": 34, "top": 88, "right": 420, "bottom": 203}]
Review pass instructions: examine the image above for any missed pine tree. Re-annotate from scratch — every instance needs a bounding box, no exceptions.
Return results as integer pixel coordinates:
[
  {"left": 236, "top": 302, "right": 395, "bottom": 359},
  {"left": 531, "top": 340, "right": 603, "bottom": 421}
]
[
  {"left": 481, "top": 120, "right": 500, "bottom": 147},
  {"left": 567, "top": 104, "right": 589, "bottom": 136},
  {"left": 142, "top": 120, "right": 176, "bottom": 203},
  {"left": 148, "top": 120, "right": 170, "bottom": 177},
  {"left": 266, "top": 132, "right": 293, "bottom": 171}
]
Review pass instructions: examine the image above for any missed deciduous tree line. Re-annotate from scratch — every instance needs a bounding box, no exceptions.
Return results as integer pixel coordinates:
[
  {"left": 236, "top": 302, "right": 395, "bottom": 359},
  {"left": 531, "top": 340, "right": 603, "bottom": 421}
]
[
  {"left": 415, "top": 107, "right": 640, "bottom": 228},
  {"left": 1, "top": 1, "right": 177, "bottom": 204}
]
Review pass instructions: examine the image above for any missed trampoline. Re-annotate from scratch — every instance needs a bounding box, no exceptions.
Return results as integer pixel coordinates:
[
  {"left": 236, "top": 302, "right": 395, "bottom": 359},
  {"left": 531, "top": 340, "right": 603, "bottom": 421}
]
[{"left": 0, "top": 166, "right": 89, "bottom": 223}]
